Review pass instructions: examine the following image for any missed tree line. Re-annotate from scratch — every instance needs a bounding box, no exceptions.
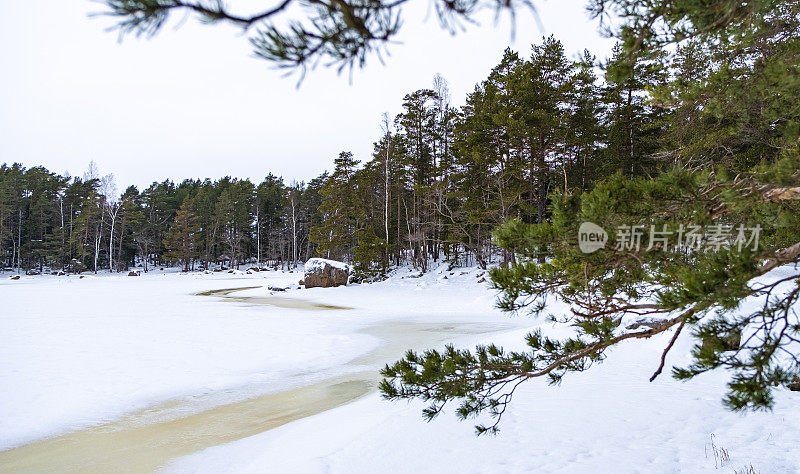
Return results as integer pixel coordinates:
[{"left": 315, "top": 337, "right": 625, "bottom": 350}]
[
  {"left": 0, "top": 162, "right": 324, "bottom": 273},
  {"left": 0, "top": 36, "right": 637, "bottom": 275},
  {"left": 311, "top": 37, "right": 684, "bottom": 274},
  {"left": 1, "top": 30, "right": 793, "bottom": 277}
]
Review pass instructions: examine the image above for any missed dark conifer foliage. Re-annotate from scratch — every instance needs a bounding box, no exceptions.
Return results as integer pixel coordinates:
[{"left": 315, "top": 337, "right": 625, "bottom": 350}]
[
  {"left": 0, "top": 165, "right": 325, "bottom": 272},
  {"left": 380, "top": 0, "right": 800, "bottom": 433}
]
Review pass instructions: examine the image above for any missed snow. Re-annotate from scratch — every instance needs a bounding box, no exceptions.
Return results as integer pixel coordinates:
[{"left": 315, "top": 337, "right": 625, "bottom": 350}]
[
  {"left": 166, "top": 324, "right": 800, "bottom": 473},
  {"left": 2, "top": 263, "right": 799, "bottom": 472},
  {"left": 304, "top": 258, "right": 351, "bottom": 273},
  {"left": 0, "top": 263, "right": 517, "bottom": 451},
  {"left": 163, "top": 264, "right": 800, "bottom": 474},
  {"left": 0, "top": 267, "right": 373, "bottom": 449}
]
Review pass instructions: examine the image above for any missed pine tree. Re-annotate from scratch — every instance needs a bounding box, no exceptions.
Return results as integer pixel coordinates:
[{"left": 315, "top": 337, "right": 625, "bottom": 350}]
[
  {"left": 508, "top": 37, "right": 573, "bottom": 223},
  {"left": 311, "top": 152, "right": 363, "bottom": 261},
  {"left": 451, "top": 49, "right": 525, "bottom": 266},
  {"left": 163, "top": 197, "right": 201, "bottom": 271},
  {"left": 381, "top": 0, "right": 800, "bottom": 434},
  {"left": 602, "top": 44, "right": 668, "bottom": 178},
  {"left": 564, "top": 50, "right": 604, "bottom": 193},
  {"left": 396, "top": 89, "right": 439, "bottom": 270}
]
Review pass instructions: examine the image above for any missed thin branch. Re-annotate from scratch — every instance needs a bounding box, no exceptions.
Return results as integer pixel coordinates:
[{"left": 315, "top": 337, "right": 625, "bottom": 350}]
[{"left": 649, "top": 318, "right": 686, "bottom": 382}]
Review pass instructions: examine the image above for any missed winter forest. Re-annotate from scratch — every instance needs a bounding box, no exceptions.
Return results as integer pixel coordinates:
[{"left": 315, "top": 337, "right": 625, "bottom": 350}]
[
  {"left": 1, "top": 37, "right": 756, "bottom": 276},
  {"left": 3, "top": 0, "right": 800, "bottom": 471}
]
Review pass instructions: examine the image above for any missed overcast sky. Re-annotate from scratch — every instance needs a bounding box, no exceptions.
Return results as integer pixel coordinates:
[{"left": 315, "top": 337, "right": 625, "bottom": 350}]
[{"left": 0, "top": 0, "right": 615, "bottom": 191}]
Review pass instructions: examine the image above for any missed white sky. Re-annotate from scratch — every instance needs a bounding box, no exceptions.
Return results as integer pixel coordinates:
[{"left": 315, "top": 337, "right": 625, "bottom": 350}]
[{"left": 0, "top": 0, "right": 615, "bottom": 190}]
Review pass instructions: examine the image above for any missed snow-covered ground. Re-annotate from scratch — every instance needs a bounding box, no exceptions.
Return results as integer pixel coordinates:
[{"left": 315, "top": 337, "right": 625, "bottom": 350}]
[
  {"left": 0, "top": 264, "right": 522, "bottom": 451},
  {"left": 166, "top": 265, "right": 800, "bottom": 474},
  {"left": 2, "top": 264, "right": 799, "bottom": 472},
  {"left": 167, "top": 326, "right": 800, "bottom": 474}
]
